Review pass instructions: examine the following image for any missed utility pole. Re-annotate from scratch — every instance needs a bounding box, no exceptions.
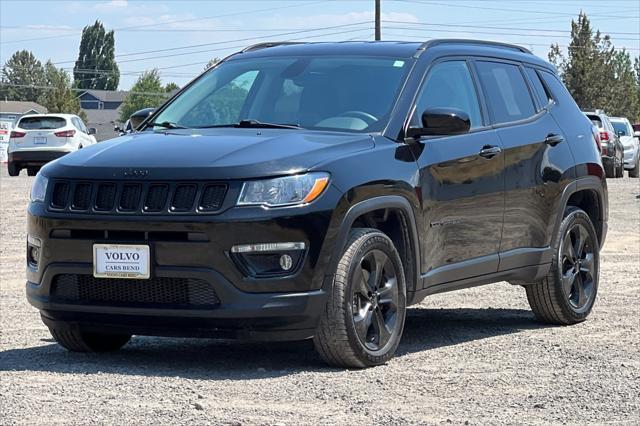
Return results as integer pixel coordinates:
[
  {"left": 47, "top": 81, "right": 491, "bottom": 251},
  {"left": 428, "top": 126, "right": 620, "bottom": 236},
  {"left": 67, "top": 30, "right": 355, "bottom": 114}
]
[{"left": 375, "top": 0, "right": 381, "bottom": 41}]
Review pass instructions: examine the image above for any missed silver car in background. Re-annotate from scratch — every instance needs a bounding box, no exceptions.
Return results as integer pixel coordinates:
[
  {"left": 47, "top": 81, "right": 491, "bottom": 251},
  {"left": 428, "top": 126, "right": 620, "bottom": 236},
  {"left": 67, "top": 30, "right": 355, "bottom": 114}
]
[{"left": 610, "top": 116, "right": 640, "bottom": 177}]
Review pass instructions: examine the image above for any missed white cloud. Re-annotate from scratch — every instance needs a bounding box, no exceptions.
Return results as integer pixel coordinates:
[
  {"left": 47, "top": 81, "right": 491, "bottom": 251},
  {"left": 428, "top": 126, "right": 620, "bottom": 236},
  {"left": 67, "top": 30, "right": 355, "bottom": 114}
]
[{"left": 94, "top": 0, "right": 129, "bottom": 13}]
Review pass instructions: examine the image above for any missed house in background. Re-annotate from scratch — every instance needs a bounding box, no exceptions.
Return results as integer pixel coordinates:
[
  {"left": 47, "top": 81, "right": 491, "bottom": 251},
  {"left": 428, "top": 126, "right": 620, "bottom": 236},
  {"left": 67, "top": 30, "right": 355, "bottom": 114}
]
[
  {"left": 77, "top": 90, "right": 129, "bottom": 142},
  {"left": 0, "top": 100, "right": 48, "bottom": 125},
  {"left": 77, "top": 90, "right": 128, "bottom": 110}
]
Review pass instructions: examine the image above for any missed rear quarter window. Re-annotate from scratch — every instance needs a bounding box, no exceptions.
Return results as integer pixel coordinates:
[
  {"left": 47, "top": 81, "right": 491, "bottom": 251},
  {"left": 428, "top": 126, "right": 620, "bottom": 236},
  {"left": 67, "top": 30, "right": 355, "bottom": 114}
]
[
  {"left": 524, "top": 67, "right": 552, "bottom": 110},
  {"left": 475, "top": 61, "right": 536, "bottom": 124},
  {"left": 18, "top": 116, "right": 67, "bottom": 130}
]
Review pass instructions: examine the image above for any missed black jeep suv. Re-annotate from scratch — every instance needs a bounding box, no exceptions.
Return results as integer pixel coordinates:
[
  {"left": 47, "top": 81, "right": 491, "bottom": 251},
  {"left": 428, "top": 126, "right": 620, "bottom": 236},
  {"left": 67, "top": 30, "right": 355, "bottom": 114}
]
[{"left": 26, "top": 40, "right": 607, "bottom": 368}]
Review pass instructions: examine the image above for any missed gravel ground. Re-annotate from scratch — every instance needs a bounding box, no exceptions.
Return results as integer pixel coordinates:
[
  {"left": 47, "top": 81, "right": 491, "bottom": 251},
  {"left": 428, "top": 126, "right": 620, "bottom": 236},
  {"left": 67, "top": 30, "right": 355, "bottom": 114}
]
[{"left": 1, "top": 169, "right": 639, "bottom": 425}]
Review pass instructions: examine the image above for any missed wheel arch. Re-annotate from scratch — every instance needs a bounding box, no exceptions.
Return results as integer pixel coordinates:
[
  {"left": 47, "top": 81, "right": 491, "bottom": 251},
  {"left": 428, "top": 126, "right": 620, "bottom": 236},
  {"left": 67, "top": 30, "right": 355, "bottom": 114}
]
[
  {"left": 554, "top": 177, "right": 607, "bottom": 248},
  {"left": 325, "top": 195, "right": 421, "bottom": 303}
]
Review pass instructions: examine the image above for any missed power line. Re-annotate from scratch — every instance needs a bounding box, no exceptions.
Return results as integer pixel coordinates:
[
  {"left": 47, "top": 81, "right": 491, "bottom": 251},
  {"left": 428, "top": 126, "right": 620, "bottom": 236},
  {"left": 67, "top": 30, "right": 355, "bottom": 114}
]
[
  {"left": 394, "top": 0, "right": 640, "bottom": 19},
  {"left": 50, "top": 21, "right": 373, "bottom": 66},
  {"left": 0, "top": 1, "right": 327, "bottom": 44},
  {"left": 381, "top": 25, "right": 640, "bottom": 42},
  {"left": 381, "top": 20, "right": 640, "bottom": 36}
]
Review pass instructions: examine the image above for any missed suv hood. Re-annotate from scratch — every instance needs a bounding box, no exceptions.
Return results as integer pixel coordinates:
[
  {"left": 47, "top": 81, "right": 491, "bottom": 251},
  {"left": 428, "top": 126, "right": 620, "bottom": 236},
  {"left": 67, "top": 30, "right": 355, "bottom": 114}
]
[{"left": 46, "top": 129, "right": 374, "bottom": 180}]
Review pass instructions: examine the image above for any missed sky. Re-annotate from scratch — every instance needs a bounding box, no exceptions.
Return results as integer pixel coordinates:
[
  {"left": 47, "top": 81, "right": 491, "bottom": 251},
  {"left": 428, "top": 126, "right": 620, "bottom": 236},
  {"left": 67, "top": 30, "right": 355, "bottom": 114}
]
[{"left": 1, "top": 0, "right": 639, "bottom": 90}]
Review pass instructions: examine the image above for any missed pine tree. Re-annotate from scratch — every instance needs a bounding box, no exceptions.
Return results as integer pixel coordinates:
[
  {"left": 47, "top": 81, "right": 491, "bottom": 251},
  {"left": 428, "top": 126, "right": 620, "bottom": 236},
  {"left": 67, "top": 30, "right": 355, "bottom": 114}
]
[
  {"left": 119, "top": 69, "right": 167, "bottom": 122},
  {"left": 608, "top": 50, "right": 639, "bottom": 119},
  {"left": 0, "top": 50, "right": 46, "bottom": 102},
  {"left": 38, "top": 61, "right": 86, "bottom": 121},
  {"left": 548, "top": 12, "right": 640, "bottom": 120},
  {"left": 73, "top": 20, "right": 119, "bottom": 90}
]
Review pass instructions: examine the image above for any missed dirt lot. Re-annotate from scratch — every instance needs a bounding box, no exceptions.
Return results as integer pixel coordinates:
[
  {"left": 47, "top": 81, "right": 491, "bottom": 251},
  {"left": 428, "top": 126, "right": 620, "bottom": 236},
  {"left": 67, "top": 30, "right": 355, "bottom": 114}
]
[{"left": 1, "top": 169, "right": 638, "bottom": 425}]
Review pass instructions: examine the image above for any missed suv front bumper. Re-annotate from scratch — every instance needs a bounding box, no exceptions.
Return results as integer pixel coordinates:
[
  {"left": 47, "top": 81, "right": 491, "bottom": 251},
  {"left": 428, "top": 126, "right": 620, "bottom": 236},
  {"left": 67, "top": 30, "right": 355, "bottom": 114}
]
[{"left": 25, "top": 187, "right": 342, "bottom": 340}]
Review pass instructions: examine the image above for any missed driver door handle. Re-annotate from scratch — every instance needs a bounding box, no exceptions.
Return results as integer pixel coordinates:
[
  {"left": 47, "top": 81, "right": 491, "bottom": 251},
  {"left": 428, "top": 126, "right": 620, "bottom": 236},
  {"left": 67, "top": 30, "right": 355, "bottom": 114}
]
[
  {"left": 479, "top": 145, "right": 502, "bottom": 159},
  {"left": 545, "top": 133, "right": 565, "bottom": 146}
]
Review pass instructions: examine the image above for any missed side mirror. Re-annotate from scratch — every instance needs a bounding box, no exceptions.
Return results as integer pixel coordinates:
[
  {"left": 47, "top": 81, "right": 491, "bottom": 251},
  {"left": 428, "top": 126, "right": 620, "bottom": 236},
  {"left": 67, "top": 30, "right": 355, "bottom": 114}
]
[
  {"left": 634, "top": 131, "right": 640, "bottom": 139},
  {"left": 87, "top": 127, "right": 97, "bottom": 135},
  {"left": 617, "top": 130, "right": 625, "bottom": 137},
  {"left": 113, "top": 125, "right": 121, "bottom": 133},
  {"left": 405, "top": 108, "right": 471, "bottom": 142}
]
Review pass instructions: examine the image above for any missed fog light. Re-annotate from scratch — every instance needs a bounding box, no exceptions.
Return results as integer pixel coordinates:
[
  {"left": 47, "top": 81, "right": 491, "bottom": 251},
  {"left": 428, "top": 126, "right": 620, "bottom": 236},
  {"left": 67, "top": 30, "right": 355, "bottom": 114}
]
[
  {"left": 279, "top": 254, "right": 293, "bottom": 271},
  {"left": 27, "top": 235, "right": 42, "bottom": 268},
  {"left": 230, "top": 242, "right": 306, "bottom": 278}
]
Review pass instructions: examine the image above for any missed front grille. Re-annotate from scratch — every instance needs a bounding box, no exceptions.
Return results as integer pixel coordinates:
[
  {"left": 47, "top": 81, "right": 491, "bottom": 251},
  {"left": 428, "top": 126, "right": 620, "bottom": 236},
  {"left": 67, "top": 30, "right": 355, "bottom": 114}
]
[
  {"left": 49, "top": 180, "right": 227, "bottom": 215},
  {"left": 71, "top": 183, "right": 92, "bottom": 210},
  {"left": 119, "top": 184, "right": 142, "bottom": 211},
  {"left": 51, "top": 274, "right": 220, "bottom": 307},
  {"left": 172, "top": 184, "right": 197, "bottom": 212}
]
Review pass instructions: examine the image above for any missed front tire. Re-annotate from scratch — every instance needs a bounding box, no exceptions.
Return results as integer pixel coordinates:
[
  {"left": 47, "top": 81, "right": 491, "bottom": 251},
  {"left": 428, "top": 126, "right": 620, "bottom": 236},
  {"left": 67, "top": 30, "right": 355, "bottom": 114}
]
[
  {"left": 629, "top": 156, "right": 639, "bottom": 178},
  {"left": 604, "top": 160, "right": 614, "bottom": 178},
  {"left": 526, "top": 207, "right": 599, "bottom": 325},
  {"left": 314, "top": 228, "right": 407, "bottom": 368},
  {"left": 615, "top": 156, "right": 624, "bottom": 178},
  {"left": 46, "top": 321, "right": 131, "bottom": 352},
  {"left": 7, "top": 161, "right": 19, "bottom": 176}
]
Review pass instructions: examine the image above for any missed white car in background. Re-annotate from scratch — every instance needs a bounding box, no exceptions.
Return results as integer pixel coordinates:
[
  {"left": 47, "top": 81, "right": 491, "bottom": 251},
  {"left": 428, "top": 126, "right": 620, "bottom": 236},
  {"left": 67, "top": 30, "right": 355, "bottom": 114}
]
[
  {"left": 7, "top": 114, "right": 97, "bottom": 176},
  {"left": 610, "top": 116, "right": 640, "bottom": 178}
]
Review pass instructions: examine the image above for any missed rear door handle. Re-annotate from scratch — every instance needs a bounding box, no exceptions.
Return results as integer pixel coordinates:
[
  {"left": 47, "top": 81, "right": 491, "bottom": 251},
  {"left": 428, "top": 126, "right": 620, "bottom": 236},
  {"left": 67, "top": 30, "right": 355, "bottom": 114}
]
[
  {"left": 545, "top": 133, "right": 564, "bottom": 146},
  {"left": 479, "top": 145, "right": 502, "bottom": 159}
]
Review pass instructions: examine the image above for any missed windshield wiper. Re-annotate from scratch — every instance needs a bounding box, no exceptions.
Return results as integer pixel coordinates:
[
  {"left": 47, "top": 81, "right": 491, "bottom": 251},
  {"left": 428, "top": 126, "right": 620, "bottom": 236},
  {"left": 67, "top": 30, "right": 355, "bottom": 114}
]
[
  {"left": 151, "top": 121, "right": 188, "bottom": 130},
  {"left": 197, "top": 119, "right": 303, "bottom": 130}
]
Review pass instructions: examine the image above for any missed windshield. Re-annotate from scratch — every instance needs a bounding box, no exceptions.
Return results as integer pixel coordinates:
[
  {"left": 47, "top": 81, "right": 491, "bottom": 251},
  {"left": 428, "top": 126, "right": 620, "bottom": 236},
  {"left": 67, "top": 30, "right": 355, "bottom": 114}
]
[
  {"left": 151, "top": 55, "right": 412, "bottom": 133},
  {"left": 611, "top": 121, "right": 629, "bottom": 136}
]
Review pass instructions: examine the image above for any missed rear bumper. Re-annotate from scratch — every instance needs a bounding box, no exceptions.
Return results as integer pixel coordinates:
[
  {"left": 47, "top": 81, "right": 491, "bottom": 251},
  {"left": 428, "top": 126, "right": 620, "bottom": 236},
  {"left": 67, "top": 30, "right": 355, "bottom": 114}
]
[
  {"left": 27, "top": 263, "right": 327, "bottom": 341},
  {"left": 9, "top": 150, "right": 70, "bottom": 166}
]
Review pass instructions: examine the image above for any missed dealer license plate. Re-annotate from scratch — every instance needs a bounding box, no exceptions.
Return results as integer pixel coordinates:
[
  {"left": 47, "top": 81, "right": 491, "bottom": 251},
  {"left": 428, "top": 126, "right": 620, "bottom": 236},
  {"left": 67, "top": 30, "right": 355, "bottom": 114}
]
[{"left": 93, "top": 244, "right": 150, "bottom": 279}]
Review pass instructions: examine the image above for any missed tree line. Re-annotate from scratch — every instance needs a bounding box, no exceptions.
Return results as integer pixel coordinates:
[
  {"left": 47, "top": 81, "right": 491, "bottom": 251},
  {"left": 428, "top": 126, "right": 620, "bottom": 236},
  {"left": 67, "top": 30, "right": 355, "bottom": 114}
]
[
  {"left": 1, "top": 14, "right": 639, "bottom": 124},
  {"left": 0, "top": 21, "right": 178, "bottom": 122}
]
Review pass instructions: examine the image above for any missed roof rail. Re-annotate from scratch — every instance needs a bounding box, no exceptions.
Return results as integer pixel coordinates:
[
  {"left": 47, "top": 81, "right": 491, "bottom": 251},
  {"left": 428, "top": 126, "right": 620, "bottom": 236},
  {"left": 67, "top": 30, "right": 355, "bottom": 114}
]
[
  {"left": 414, "top": 39, "right": 531, "bottom": 57},
  {"left": 241, "top": 42, "right": 305, "bottom": 53}
]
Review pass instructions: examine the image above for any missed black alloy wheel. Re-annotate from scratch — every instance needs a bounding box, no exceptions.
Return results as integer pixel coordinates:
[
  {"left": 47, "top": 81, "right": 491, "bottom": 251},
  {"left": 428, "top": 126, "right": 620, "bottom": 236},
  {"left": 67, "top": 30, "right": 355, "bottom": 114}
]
[
  {"left": 560, "top": 223, "right": 596, "bottom": 310},
  {"left": 351, "top": 249, "right": 400, "bottom": 351}
]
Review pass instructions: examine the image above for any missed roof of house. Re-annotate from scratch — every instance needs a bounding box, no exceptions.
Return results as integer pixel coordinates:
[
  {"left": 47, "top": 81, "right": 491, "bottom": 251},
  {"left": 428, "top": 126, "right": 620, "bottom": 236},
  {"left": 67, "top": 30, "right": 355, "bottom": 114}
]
[
  {"left": 0, "top": 101, "right": 48, "bottom": 114},
  {"left": 77, "top": 89, "right": 129, "bottom": 103}
]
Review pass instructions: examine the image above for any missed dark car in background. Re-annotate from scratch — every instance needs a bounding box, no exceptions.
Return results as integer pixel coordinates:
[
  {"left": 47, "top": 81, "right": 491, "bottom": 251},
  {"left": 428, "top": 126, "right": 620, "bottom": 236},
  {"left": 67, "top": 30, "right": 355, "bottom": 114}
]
[
  {"left": 584, "top": 110, "right": 624, "bottom": 178},
  {"left": 26, "top": 40, "right": 607, "bottom": 368}
]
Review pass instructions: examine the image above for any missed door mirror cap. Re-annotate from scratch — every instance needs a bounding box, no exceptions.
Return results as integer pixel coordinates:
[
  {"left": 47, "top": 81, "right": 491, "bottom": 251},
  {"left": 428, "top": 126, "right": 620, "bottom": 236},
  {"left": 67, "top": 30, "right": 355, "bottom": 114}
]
[
  {"left": 634, "top": 131, "right": 640, "bottom": 138},
  {"left": 405, "top": 108, "right": 471, "bottom": 141},
  {"left": 87, "top": 127, "right": 97, "bottom": 135},
  {"left": 617, "top": 130, "right": 625, "bottom": 137}
]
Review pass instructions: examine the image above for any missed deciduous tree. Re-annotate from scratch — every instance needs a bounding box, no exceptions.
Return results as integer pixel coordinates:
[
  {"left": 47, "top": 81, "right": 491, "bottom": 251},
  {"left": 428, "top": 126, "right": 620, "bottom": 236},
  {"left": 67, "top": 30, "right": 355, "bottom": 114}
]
[
  {"left": 73, "top": 20, "right": 119, "bottom": 90},
  {"left": 0, "top": 50, "right": 46, "bottom": 101}
]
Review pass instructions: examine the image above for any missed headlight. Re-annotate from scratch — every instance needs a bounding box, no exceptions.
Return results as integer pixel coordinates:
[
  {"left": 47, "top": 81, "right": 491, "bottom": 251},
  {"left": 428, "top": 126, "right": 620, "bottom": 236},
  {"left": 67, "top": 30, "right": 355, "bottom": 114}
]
[
  {"left": 238, "top": 173, "right": 329, "bottom": 207},
  {"left": 30, "top": 173, "right": 48, "bottom": 203}
]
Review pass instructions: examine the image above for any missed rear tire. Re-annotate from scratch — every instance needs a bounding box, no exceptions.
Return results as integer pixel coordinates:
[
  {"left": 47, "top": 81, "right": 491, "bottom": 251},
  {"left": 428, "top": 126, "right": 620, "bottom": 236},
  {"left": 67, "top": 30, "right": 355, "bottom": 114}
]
[
  {"left": 313, "top": 228, "right": 407, "bottom": 368},
  {"left": 47, "top": 322, "right": 131, "bottom": 352},
  {"left": 27, "top": 167, "right": 39, "bottom": 176},
  {"left": 629, "top": 156, "right": 639, "bottom": 178},
  {"left": 7, "top": 162, "right": 19, "bottom": 176},
  {"left": 604, "top": 161, "right": 614, "bottom": 178},
  {"left": 615, "top": 157, "right": 624, "bottom": 178},
  {"left": 526, "top": 207, "right": 599, "bottom": 325}
]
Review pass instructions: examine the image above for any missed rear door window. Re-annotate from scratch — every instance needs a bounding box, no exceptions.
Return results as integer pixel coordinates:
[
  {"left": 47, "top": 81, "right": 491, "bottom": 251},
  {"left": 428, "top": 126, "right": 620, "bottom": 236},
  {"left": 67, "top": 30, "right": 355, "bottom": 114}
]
[
  {"left": 475, "top": 61, "right": 536, "bottom": 124},
  {"left": 18, "top": 116, "right": 67, "bottom": 130}
]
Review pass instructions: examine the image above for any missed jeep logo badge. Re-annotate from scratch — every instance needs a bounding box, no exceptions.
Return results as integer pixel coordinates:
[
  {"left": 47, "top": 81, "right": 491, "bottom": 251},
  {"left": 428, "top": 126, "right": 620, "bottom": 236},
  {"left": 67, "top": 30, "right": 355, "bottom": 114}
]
[{"left": 123, "top": 169, "right": 149, "bottom": 178}]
